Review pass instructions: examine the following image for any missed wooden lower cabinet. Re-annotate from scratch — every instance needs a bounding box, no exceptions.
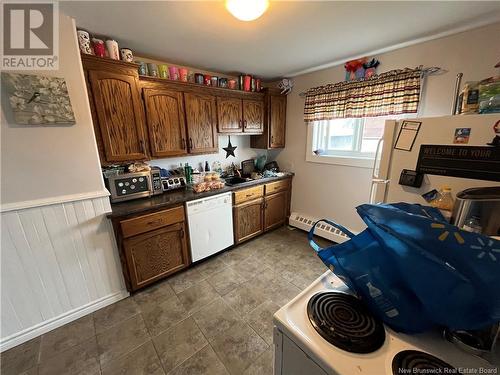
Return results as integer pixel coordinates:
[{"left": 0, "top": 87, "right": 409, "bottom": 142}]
[
  {"left": 264, "top": 191, "right": 287, "bottom": 231},
  {"left": 113, "top": 206, "right": 190, "bottom": 291},
  {"left": 123, "top": 222, "right": 188, "bottom": 290},
  {"left": 233, "top": 178, "right": 292, "bottom": 244},
  {"left": 233, "top": 198, "right": 264, "bottom": 244}
]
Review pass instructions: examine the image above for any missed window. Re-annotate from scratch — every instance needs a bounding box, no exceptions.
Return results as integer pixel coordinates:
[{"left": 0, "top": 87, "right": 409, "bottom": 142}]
[{"left": 307, "top": 116, "right": 406, "bottom": 168}]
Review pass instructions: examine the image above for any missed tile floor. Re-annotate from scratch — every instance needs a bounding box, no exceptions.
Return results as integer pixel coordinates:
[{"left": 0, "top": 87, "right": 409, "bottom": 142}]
[{"left": 1, "top": 226, "right": 330, "bottom": 375}]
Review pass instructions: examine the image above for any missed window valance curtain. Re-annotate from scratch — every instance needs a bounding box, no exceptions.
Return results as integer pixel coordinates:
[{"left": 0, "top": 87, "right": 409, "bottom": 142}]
[{"left": 303, "top": 68, "right": 422, "bottom": 123}]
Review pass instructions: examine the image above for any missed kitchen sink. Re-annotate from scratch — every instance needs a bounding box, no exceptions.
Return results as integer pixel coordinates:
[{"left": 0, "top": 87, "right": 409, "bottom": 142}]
[{"left": 224, "top": 176, "right": 250, "bottom": 186}]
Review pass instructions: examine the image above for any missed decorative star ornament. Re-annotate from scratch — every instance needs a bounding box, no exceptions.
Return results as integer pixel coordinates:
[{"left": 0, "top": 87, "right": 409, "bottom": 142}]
[{"left": 223, "top": 136, "right": 237, "bottom": 158}]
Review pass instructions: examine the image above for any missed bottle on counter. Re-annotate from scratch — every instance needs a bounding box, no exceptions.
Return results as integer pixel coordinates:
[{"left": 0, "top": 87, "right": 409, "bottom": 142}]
[
  {"left": 184, "top": 163, "right": 193, "bottom": 184},
  {"left": 204, "top": 161, "right": 210, "bottom": 172}
]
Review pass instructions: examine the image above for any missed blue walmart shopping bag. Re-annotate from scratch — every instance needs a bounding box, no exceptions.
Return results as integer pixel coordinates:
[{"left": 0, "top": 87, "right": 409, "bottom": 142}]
[{"left": 308, "top": 203, "right": 500, "bottom": 333}]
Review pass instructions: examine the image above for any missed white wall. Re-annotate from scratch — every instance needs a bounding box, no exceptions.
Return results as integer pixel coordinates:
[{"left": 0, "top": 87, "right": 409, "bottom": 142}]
[
  {"left": 1, "top": 19, "right": 105, "bottom": 208},
  {"left": 152, "top": 135, "right": 267, "bottom": 172},
  {"left": 0, "top": 15, "right": 126, "bottom": 351},
  {"left": 275, "top": 22, "right": 500, "bottom": 232}
]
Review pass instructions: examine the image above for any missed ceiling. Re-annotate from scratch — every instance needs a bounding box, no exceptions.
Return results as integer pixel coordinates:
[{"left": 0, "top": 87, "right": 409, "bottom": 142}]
[{"left": 61, "top": 1, "right": 500, "bottom": 80}]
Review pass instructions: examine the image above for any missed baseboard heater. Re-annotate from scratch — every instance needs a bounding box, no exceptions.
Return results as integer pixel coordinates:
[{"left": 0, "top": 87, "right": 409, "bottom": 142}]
[{"left": 289, "top": 212, "right": 351, "bottom": 244}]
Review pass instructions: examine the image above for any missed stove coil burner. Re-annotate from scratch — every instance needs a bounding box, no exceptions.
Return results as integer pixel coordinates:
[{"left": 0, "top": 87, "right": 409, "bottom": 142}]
[
  {"left": 307, "top": 292, "right": 385, "bottom": 353},
  {"left": 392, "top": 350, "right": 456, "bottom": 374}
]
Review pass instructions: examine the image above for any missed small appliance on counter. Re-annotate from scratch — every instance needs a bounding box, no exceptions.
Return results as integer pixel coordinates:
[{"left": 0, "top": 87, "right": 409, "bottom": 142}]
[
  {"left": 150, "top": 167, "right": 162, "bottom": 196},
  {"left": 161, "top": 176, "right": 186, "bottom": 191},
  {"left": 105, "top": 167, "right": 163, "bottom": 203},
  {"left": 106, "top": 171, "right": 153, "bottom": 203},
  {"left": 452, "top": 186, "right": 500, "bottom": 236}
]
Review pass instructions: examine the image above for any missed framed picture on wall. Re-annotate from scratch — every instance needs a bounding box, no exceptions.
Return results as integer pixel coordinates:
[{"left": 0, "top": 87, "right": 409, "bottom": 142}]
[{"left": 1, "top": 72, "right": 76, "bottom": 125}]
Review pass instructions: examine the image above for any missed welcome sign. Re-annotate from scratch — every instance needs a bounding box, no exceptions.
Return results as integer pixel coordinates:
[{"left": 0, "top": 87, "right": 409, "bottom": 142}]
[{"left": 416, "top": 145, "right": 500, "bottom": 182}]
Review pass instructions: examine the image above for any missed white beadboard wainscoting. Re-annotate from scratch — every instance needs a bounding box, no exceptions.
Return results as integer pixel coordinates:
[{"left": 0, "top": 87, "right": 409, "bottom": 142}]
[{"left": 0, "top": 195, "right": 128, "bottom": 351}]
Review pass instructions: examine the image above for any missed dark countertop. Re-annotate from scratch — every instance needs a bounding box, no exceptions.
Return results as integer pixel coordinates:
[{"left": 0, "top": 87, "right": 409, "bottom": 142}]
[{"left": 108, "top": 173, "right": 294, "bottom": 219}]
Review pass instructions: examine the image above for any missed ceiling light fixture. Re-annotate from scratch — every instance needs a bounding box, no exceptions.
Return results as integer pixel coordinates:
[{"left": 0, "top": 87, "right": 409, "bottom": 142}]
[{"left": 225, "top": 0, "right": 269, "bottom": 22}]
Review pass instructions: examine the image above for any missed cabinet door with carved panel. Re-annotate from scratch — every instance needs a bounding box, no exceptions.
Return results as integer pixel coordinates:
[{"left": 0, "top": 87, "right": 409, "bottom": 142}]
[
  {"left": 123, "top": 221, "right": 189, "bottom": 291},
  {"left": 269, "top": 95, "right": 286, "bottom": 148},
  {"left": 88, "top": 70, "right": 148, "bottom": 162},
  {"left": 217, "top": 97, "right": 243, "bottom": 133},
  {"left": 184, "top": 92, "right": 218, "bottom": 154},
  {"left": 143, "top": 88, "right": 188, "bottom": 157},
  {"left": 242, "top": 99, "right": 264, "bottom": 133},
  {"left": 234, "top": 198, "right": 264, "bottom": 244},
  {"left": 264, "top": 190, "right": 287, "bottom": 231}
]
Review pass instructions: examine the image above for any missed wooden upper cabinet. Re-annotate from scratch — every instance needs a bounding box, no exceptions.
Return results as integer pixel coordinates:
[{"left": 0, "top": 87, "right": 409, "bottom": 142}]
[
  {"left": 250, "top": 90, "right": 286, "bottom": 149},
  {"left": 184, "top": 92, "right": 218, "bottom": 154},
  {"left": 217, "top": 97, "right": 264, "bottom": 134},
  {"left": 88, "top": 70, "right": 147, "bottom": 162},
  {"left": 217, "top": 97, "right": 243, "bottom": 133},
  {"left": 143, "top": 88, "right": 188, "bottom": 157},
  {"left": 269, "top": 95, "right": 286, "bottom": 148},
  {"left": 242, "top": 99, "right": 264, "bottom": 133}
]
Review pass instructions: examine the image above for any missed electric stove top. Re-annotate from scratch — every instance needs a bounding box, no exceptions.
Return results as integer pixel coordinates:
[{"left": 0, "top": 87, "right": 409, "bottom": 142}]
[{"left": 273, "top": 271, "right": 497, "bottom": 375}]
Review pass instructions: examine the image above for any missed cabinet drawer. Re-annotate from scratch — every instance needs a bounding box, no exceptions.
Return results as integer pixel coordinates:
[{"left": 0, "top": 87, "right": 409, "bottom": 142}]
[
  {"left": 121, "top": 206, "right": 185, "bottom": 238},
  {"left": 265, "top": 180, "right": 289, "bottom": 195},
  {"left": 233, "top": 185, "right": 264, "bottom": 204}
]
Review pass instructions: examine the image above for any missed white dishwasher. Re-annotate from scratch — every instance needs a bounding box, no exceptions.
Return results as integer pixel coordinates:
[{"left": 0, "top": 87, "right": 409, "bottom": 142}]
[{"left": 186, "top": 192, "right": 234, "bottom": 262}]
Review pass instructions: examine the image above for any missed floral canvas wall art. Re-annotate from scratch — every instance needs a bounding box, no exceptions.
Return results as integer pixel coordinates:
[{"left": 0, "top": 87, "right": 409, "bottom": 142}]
[{"left": 2, "top": 73, "right": 76, "bottom": 125}]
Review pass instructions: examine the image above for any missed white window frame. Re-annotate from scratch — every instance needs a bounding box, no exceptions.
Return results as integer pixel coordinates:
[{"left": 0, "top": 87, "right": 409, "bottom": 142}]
[{"left": 306, "top": 116, "right": 408, "bottom": 169}]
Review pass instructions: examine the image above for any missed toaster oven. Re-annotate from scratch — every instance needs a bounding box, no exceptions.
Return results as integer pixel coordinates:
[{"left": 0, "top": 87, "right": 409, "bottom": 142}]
[{"left": 106, "top": 171, "right": 153, "bottom": 203}]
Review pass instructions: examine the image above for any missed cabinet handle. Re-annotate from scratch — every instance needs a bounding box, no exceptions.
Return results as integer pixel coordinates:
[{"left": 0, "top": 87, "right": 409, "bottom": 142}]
[
  {"left": 180, "top": 228, "right": 185, "bottom": 238},
  {"left": 244, "top": 120, "right": 247, "bottom": 128},
  {"left": 189, "top": 138, "right": 194, "bottom": 149},
  {"left": 181, "top": 138, "right": 186, "bottom": 149},
  {"left": 146, "top": 218, "right": 164, "bottom": 227},
  {"left": 245, "top": 194, "right": 253, "bottom": 198},
  {"left": 140, "top": 140, "right": 146, "bottom": 154},
  {"left": 238, "top": 120, "right": 242, "bottom": 128}
]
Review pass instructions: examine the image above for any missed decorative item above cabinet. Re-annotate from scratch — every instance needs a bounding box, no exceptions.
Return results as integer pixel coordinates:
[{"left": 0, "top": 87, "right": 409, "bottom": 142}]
[{"left": 82, "top": 54, "right": 281, "bottom": 165}]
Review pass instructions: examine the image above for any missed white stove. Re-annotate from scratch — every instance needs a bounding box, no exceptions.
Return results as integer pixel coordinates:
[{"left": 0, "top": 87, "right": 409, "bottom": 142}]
[{"left": 273, "top": 271, "right": 498, "bottom": 375}]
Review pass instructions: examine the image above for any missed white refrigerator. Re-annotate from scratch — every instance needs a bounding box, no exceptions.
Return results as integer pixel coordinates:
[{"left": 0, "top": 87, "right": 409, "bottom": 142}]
[{"left": 371, "top": 114, "right": 500, "bottom": 206}]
